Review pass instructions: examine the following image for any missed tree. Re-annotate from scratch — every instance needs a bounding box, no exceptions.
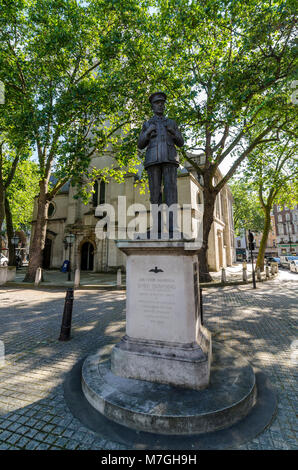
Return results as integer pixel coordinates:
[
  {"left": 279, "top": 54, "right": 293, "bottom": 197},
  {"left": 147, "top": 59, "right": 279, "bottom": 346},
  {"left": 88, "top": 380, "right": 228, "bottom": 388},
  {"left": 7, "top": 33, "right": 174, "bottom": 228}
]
[
  {"left": 0, "top": 0, "right": 149, "bottom": 280},
  {"left": 229, "top": 179, "right": 265, "bottom": 236},
  {"left": 114, "top": 0, "right": 297, "bottom": 280},
  {"left": 242, "top": 134, "right": 297, "bottom": 271}
]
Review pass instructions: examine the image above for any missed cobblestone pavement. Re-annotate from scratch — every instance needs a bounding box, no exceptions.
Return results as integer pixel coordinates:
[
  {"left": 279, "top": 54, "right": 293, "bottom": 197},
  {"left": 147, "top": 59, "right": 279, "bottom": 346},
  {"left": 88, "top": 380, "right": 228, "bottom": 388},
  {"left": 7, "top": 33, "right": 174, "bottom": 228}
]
[{"left": 0, "top": 277, "right": 297, "bottom": 450}]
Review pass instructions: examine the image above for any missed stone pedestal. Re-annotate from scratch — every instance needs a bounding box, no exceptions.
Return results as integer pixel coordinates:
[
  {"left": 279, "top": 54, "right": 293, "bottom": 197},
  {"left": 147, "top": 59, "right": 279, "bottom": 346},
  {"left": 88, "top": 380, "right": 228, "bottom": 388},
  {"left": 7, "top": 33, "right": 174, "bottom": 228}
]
[{"left": 111, "top": 240, "right": 212, "bottom": 390}]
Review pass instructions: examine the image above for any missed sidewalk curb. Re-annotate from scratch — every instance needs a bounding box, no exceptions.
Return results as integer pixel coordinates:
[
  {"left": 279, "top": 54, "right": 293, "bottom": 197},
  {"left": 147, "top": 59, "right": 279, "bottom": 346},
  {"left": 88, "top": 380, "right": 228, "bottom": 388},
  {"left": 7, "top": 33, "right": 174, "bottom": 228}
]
[
  {"left": 4, "top": 274, "right": 278, "bottom": 290},
  {"left": 4, "top": 282, "right": 126, "bottom": 291},
  {"left": 201, "top": 273, "right": 278, "bottom": 288}
]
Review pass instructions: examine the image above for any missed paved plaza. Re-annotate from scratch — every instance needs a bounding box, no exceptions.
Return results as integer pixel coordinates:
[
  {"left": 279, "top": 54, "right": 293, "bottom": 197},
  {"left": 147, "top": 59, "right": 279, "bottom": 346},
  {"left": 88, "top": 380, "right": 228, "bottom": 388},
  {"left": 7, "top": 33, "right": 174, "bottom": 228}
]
[{"left": 0, "top": 274, "right": 297, "bottom": 450}]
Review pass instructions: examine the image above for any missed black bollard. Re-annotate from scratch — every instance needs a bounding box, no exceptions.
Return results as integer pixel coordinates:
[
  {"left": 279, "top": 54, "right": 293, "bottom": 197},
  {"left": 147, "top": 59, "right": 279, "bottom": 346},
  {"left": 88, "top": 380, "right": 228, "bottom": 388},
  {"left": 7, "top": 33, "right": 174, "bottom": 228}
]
[
  {"left": 59, "top": 288, "right": 74, "bottom": 341},
  {"left": 199, "top": 287, "right": 203, "bottom": 325}
]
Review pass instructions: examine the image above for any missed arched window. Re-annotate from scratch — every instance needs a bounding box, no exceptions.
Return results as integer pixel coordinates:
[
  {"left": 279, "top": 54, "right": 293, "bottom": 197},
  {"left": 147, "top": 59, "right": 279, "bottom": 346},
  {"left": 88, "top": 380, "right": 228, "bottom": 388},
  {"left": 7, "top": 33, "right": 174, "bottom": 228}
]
[
  {"left": 92, "top": 181, "right": 99, "bottom": 207},
  {"left": 48, "top": 202, "right": 55, "bottom": 218},
  {"left": 197, "top": 191, "right": 202, "bottom": 206},
  {"left": 92, "top": 180, "right": 106, "bottom": 206},
  {"left": 99, "top": 180, "right": 106, "bottom": 204}
]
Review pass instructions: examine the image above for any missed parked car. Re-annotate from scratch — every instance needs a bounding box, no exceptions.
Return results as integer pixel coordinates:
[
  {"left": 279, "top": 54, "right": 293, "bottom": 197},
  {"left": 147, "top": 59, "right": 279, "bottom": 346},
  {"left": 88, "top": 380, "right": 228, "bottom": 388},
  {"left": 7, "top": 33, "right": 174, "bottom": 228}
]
[
  {"left": 266, "top": 257, "right": 281, "bottom": 267},
  {"left": 289, "top": 260, "right": 298, "bottom": 273},
  {"left": 280, "top": 255, "right": 298, "bottom": 269},
  {"left": 0, "top": 253, "right": 8, "bottom": 266}
]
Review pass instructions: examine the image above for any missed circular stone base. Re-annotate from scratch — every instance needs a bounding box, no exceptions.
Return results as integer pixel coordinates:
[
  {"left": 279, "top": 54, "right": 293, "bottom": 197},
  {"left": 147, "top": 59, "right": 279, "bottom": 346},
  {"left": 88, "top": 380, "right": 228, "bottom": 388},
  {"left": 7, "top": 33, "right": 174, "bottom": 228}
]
[{"left": 82, "top": 343, "right": 257, "bottom": 435}]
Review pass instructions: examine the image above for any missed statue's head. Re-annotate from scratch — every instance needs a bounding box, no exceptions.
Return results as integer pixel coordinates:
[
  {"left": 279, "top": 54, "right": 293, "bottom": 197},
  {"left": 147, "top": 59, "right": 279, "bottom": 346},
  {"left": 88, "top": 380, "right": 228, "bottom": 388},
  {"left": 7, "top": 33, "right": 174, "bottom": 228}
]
[{"left": 149, "top": 91, "right": 167, "bottom": 116}]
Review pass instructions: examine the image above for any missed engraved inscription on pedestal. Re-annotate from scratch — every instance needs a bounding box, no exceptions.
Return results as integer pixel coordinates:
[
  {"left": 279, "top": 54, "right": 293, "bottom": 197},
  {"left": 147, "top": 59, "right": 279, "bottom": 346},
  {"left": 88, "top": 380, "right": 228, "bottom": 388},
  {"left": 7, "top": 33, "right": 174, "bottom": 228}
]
[{"left": 126, "top": 254, "right": 197, "bottom": 344}]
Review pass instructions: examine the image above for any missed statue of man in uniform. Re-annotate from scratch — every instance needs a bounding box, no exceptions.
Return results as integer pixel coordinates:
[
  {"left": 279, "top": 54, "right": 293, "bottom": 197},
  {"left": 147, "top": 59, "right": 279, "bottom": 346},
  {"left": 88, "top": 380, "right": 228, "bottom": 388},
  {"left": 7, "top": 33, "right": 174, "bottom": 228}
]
[{"left": 138, "top": 92, "right": 184, "bottom": 206}]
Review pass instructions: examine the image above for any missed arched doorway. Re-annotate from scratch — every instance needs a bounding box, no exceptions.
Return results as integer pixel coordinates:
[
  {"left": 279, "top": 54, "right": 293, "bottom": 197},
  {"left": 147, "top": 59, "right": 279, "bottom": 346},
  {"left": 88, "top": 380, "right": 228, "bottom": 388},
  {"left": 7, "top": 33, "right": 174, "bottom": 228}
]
[
  {"left": 81, "top": 242, "right": 94, "bottom": 271},
  {"left": 43, "top": 238, "right": 52, "bottom": 269}
]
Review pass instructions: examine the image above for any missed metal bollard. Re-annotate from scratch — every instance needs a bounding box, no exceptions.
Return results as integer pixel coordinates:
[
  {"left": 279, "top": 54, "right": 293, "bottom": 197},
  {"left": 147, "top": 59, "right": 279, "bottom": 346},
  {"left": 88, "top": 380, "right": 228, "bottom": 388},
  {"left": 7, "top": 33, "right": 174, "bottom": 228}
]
[
  {"left": 74, "top": 268, "right": 80, "bottom": 288},
  {"left": 117, "top": 268, "right": 122, "bottom": 286},
  {"left": 199, "top": 287, "right": 203, "bottom": 325},
  {"left": 59, "top": 288, "right": 74, "bottom": 341},
  {"left": 266, "top": 266, "right": 270, "bottom": 278},
  {"left": 243, "top": 267, "right": 248, "bottom": 282},
  {"left": 34, "top": 267, "right": 42, "bottom": 287},
  {"left": 256, "top": 267, "right": 261, "bottom": 281},
  {"left": 221, "top": 268, "right": 226, "bottom": 283}
]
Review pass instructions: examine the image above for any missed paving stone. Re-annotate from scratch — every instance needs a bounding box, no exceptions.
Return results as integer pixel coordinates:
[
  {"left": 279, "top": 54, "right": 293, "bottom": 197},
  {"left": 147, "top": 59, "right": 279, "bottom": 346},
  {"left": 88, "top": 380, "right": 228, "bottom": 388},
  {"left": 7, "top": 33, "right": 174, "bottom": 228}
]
[
  {"left": 0, "top": 443, "right": 12, "bottom": 450},
  {"left": 24, "top": 428, "right": 39, "bottom": 439},
  {"left": 6, "top": 434, "right": 20, "bottom": 445},
  {"left": 15, "top": 436, "right": 30, "bottom": 448},
  {"left": 0, "top": 430, "right": 12, "bottom": 441},
  {"left": 24, "top": 440, "right": 40, "bottom": 450},
  {"left": 35, "top": 443, "right": 51, "bottom": 450}
]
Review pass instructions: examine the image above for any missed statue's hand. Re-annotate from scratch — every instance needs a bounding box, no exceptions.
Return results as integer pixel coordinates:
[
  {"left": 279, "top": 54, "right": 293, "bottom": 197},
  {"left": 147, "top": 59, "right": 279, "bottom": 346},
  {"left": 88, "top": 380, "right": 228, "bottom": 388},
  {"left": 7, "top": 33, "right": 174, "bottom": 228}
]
[
  {"left": 166, "top": 124, "right": 176, "bottom": 136},
  {"left": 146, "top": 124, "right": 157, "bottom": 137}
]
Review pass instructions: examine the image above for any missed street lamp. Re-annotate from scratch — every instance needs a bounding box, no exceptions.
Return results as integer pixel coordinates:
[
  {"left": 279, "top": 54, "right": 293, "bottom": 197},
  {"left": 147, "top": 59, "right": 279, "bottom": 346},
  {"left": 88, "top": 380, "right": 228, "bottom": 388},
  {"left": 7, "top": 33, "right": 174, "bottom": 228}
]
[
  {"left": 11, "top": 235, "right": 20, "bottom": 267},
  {"left": 248, "top": 230, "right": 256, "bottom": 289},
  {"left": 65, "top": 233, "right": 75, "bottom": 281}
]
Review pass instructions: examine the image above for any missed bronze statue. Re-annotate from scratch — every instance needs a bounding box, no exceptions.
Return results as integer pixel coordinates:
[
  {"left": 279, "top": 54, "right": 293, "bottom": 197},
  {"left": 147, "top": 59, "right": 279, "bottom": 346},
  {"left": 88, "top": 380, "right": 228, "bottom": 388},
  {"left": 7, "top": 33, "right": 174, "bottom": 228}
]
[{"left": 138, "top": 92, "right": 184, "bottom": 206}]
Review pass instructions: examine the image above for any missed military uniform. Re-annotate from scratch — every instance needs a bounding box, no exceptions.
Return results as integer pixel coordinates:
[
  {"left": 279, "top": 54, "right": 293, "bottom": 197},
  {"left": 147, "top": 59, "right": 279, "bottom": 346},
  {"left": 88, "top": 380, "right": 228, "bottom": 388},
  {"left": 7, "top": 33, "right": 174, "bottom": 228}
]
[{"left": 137, "top": 92, "right": 184, "bottom": 206}]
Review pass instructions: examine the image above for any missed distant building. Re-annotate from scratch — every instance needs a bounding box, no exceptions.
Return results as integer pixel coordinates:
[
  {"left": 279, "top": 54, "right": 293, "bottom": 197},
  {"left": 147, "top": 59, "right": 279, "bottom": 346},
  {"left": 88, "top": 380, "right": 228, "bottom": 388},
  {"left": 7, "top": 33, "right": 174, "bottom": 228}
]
[
  {"left": 273, "top": 204, "right": 298, "bottom": 256},
  {"left": 235, "top": 214, "right": 278, "bottom": 261}
]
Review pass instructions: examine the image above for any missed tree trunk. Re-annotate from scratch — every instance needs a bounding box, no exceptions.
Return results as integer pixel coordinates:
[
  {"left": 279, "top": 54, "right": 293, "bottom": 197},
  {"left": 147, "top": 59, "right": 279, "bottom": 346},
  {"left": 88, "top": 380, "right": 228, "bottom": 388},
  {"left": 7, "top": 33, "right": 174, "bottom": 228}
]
[
  {"left": 0, "top": 182, "right": 5, "bottom": 235},
  {"left": 4, "top": 197, "right": 16, "bottom": 266},
  {"left": 24, "top": 180, "right": 49, "bottom": 282},
  {"left": 256, "top": 206, "right": 271, "bottom": 272},
  {"left": 198, "top": 187, "right": 217, "bottom": 282}
]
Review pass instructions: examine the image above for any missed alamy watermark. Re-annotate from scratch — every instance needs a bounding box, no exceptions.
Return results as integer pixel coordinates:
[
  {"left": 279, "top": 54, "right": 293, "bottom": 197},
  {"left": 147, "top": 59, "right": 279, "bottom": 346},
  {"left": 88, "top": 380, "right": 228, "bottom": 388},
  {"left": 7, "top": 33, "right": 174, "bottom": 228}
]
[
  {"left": 0, "top": 81, "right": 4, "bottom": 104},
  {"left": 94, "top": 197, "right": 204, "bottom": 245},
  {"left": 0, "top": 340, "right": 5, "bottom": 367}
]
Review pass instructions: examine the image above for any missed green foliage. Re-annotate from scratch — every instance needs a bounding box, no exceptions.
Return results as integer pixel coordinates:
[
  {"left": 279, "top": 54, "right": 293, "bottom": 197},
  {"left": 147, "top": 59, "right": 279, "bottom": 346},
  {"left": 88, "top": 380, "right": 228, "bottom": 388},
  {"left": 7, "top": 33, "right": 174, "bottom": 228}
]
[
  {"left": 229, "top": 179, "right": 265, "bottom": 236},
  {"left": 242, "top": 131, "right": 298, "bottom": 210},
  {"left": 6, "top": 159, "right": 40, "bottom": 230}
]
